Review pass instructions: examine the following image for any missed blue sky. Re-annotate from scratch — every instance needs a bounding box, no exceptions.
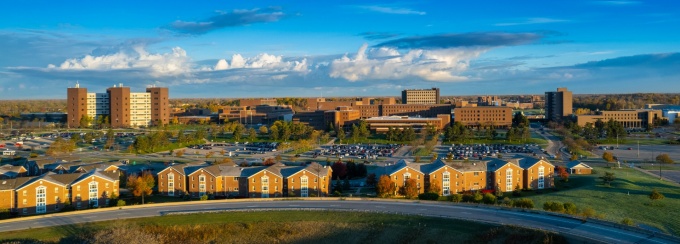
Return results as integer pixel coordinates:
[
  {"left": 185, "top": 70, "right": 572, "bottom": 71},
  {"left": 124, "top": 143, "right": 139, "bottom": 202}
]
[{"left": 1, "top": 0, "right": 679, "bottom": 99}]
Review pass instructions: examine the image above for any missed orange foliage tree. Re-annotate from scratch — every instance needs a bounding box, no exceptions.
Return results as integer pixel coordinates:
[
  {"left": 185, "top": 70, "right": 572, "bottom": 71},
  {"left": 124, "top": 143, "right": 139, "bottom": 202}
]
[
  {"left": 376, "top": 175, "right": 396, "bottom": 198},
  {"left": 127, "top": 173, "right": 155, "bottom": 204}
]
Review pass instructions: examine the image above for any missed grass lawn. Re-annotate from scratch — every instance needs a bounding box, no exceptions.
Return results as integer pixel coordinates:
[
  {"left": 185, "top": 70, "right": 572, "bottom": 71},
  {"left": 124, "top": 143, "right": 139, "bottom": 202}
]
[
  {"left": 521, "top": 166, "right": 680, "bottom": 235},
  {"left": 0, "top": 211, "right": 565, "bottom": 243},
  {"left": 638, "top": 165, "right": 680, "bottom": 171}
]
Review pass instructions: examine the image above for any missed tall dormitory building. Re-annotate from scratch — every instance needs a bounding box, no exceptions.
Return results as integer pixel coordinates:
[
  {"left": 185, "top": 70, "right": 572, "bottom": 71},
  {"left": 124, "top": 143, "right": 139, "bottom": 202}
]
[
  {"left": 67, "top": 83, "right": 169, "bottom": 128},
  {"left": 545, "top": 87, "right": 573, "bottom": 122},
  {"left": 401, "top": 88, "right": 440, "bottom": 104}
]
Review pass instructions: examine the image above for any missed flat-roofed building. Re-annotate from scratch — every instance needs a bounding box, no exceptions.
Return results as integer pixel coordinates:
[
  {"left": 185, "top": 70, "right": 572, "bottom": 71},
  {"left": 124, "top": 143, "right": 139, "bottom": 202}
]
[
  {"left": 576, "top": 109, "right": 662, "bottom": 128},
  {"left": 453, "top": 106, "right": 513, "bottom": 128},
  {"left": 402, "top": 88, "right": 440, "bottom": 104},
  {"left": 324, "top": 106, "right": 361, "bottom": 129},
  {"left": 545, "top": 87, "right": 573, "bottom": 121},
  {"left": 365, "top": 115, "right": 450, "bottom": 133}
]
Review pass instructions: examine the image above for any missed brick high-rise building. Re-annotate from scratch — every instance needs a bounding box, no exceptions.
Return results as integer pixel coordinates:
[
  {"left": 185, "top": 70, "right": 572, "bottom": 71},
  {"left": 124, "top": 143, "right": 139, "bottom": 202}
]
[
  {"left": 401, "top": 88, "right": 440, "bottom": 104},
  {"left": 66, "top": 83, "right": 169, "bottom": 128},
  {"left": 545, "top": 87, "right": 573, "bottom": 121}
]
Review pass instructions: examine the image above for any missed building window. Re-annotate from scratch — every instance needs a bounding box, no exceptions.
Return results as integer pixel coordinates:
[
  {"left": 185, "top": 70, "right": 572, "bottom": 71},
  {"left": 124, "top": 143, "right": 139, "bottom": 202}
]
[
  {"left": 538, "top": 166, "right": 545, "bottom": 189},
  {"left": 300, "top": 176, "right": 309, "bottom": 197},
  {"left": 36, "top": 186, "right": 47, "bottom": 213},
  {"left": 199, "top": 175, "right": 206, "bottom": 196},
  {"left": 442, "top": 172, "right": 450, "bottom": 196},
  {"left": 261, "top": 176, "right": 270, "bottom": 198},
  {"left": 89, "top": 182, "right": 98, "bottom": 208},
  {"left": 506, "top": 169, "right": 513, "bottom": 192}
]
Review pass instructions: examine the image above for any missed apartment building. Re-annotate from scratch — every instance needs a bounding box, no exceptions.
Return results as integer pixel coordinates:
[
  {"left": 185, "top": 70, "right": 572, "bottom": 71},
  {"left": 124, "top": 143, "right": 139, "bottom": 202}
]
[
  {"left": 575, "top": 109, "right": 662, "bottom": 128},
  {"left": 453, "top": 106, "right": 513, "bottom": 128},
  {"left": 402, "top": 88, "right": 440, "bottom": 104},
  {"left": 545, "top": 87, "right": 573, "bottom": 122},
  {"left": 66, "top": 83, "right": 169, "bottom": 128}
]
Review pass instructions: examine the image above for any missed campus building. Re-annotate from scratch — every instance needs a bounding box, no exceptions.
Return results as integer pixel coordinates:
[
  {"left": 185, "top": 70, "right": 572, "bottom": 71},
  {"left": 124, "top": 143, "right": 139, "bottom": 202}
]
[
  {"left": 452, "top": 106, "right": 513, "bottom": 128},
  {"left": 545, "top": 87, "right": 573, "bottom": 121},
  {"left": 402, "top": 88, "right": 440, "bottom": 104},
  {"left": 575, "top": 110, "right": 663, "bottom": 128},
  {"left": 364, "top": 115, "right": 451, "bottom": 133},
  {"left": 67, "top": 83, "right": 169, "bottom": 128}
]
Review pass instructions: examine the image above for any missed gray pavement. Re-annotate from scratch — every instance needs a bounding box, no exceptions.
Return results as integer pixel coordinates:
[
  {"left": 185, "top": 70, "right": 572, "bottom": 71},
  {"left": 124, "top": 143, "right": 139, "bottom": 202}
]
[{"left": 0, "top": 200, "right": 677, "bottom": 244}]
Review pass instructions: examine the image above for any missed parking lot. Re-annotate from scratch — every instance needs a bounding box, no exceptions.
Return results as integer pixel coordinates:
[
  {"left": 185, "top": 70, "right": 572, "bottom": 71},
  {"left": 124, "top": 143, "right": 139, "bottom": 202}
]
[
  {"left": 435, "top": 143, "right": 545, "bottom": 160},
  {"left": 594, "top": 144, "right": 680, "bottom": 162},
  {"left": 311, "top": 144, "right": 403, "bottom": 160}
]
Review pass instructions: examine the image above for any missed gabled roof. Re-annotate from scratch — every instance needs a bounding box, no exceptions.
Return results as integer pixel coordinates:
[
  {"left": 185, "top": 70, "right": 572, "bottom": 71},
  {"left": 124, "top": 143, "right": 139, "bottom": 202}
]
[
  {"left": 512, "top": 155, "right": 554, "bottom": 169},
  {"left": 383, "top": 159, "right": 424, "bottom": 176},
  {"left": 16, "top": 173, "right": 70, "bottom": 190},
  {"left": 0, "top": 178, "right": 30, "bottom": 191},
  {"left": 447, "top": 160, "right": 487, "bottom": 172},
  {"left": 566, "top": 160, "right": 592, "bottom": 169},
  {"left": 0, "top": 165, "right": 27, "bottom": 177},
  {"left": 486, "top": 158, "right": 521, "bottom": 172},
  {"left": 70, "top": 170, "right": 118, "bottom": 185},
  {"left": 157, "top": 164, "right": 189, "bottom": 176}
]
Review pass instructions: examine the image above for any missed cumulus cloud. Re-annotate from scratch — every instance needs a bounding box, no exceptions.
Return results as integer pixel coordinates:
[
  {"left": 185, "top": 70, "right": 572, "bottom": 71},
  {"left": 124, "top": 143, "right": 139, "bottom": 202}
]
[
  {"left": 210, "top": 53, "right": 308, "bottom": 72},
  {"left": 49, "top": 44, "right": 191, "bottom": 77},
  {"left": 168, "top": 7, "right": 285, "bottom": 35},
  {"left": 374, "top": 32, "right": 548, "bottom": 49},
  {"left": 356, "top": 5, "right": 426, "bottom": 15},
  {"left": 330, "top": 43, "right": 485, "bottom": 82}
]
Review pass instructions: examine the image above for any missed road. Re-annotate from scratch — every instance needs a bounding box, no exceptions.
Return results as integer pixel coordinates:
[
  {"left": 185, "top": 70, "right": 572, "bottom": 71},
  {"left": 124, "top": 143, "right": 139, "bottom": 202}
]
[{"left": 0, "top": 200, "right": 677, "bottom": 244}]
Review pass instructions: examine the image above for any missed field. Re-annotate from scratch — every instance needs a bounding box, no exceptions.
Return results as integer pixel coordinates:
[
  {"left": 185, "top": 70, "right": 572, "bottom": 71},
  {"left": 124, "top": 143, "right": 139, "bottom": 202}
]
[
  {"left": 0, "top": 211, "right": 566, "bottom": 244},
  {"left": 522, "top": 166, "right": 680, "bottom": 235}
]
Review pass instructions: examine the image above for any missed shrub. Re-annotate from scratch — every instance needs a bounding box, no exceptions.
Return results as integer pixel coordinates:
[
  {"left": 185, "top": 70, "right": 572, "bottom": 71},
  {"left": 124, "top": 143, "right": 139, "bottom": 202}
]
[
  {"left": 501, "top": 197, "right": 513, "bottom": 207},
  {"left": 332, "top": 191, "right": 342, "bottom": 197},
  {"left": 581, "top": 207, "right": 598, "bottom": 219},
  {"left": 621, "top": 218, "right": 634, "bottom": 226},
  {"left": 563, "top": 202, "right": 578, "bottom": 215},
  {"left": 418, "top": 192, "right": 440, "bottom": 201},
  {"left": 451, "top": 194, "right": 463, "bottom": 203},
  {"left": 200, "top": 194, "right": 209, "bottom": 201},
  {"left": 649, "top": 189, "right": 665, "bottom": 200},
  {"left": 482, "top": 193, "right": 497, "bottom": 205},
  {"left": 116, "top": 200, "right": 126, "bottom": 207},
  {"left": 512, "top": 198, "right": 534, "bottom": 209},
  {"left": 543, "top": 201, "right": 565, "bottom": 213},
  {"left": 472, "top": 191, "right": 484, "bottom": 203}
]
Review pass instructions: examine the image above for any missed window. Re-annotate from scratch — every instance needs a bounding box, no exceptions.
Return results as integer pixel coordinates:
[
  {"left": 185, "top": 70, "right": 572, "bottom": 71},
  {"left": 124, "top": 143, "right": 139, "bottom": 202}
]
[
  {"left": 23, "top": 199, "right": 27, "bottom": 205},
  {"left": 261, "top": 176, "right": 270, "bottom": 198},
  {"left": 538, "top": 166, "right": 545, "bottom": 189},
  {"left": 474, "top": 172, "right": 479, "bottom": 176},
  {"left": 442, "top": 172, "right": 450, "bottom": 196},
  {"left": 36, "top": 186, "right": 47, "bottom": 213},
  {"left": 403, "top": 173, "right": 411, "bottom": 185},
  {"left": 300, "top": 176, "right": 309, "bottom": 197},
  {"left": 89, "top": 182, "right": 98, "bottom": 207},
  {"left": 106, "top": 183, "right": 109, "bottom": 188},
  {"left": 506, "top": 169, "right": 513, "bottom": 192},
  {"left": 23, "top": 190, "right": 26, "bottom": 197},
  {"left": 198, "top": 175, "right": 206, "bottom": 196},
  {"left": 168, "top": 173, "right": 175, "bottom": 196},
  {"left": 55, "top": 187, "right": 59, "bottom": 193}
]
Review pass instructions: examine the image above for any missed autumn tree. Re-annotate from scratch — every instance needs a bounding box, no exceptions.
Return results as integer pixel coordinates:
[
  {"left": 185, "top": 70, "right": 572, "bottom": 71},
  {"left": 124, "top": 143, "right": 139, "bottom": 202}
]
[
  {"left": 331, "top": 161, "right": 347, "bottom": 180},
  {"left": 556, "top": 166, "right": 569, "bottom": 182},
  {"left": 602, "top": 151, "right": 615, "bottom": 162},
  {"left": 656, "top": 154, "right": 674, "bottom": 164},
  {"left": 259, "top": 125, "right": 268, "bottom": 135},
  {"left": 401, "top": 179, "right": 419, "bottom": 199},
  {"left": 427, "top": 179, "right": 441, "bottom": 194},
  {"left": 214, "top": 157, "right": 234, "bottom": 165},
  {"left": 263, "top": 158, "right": 276, "bottom": 166},
  {"left": 376, "top": 175, "right": 396, "bottom": 198},
  {"left": 126, "top": 173, "right": 155, "bottom": 204}
]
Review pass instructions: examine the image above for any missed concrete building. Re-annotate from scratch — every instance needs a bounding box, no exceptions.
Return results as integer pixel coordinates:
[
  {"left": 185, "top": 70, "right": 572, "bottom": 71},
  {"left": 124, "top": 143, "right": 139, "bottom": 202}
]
[
  {"left": 219, "top": 105, "right": 293, "bottom": 125},
  {"left": 575, "top": 110, "right": 663, "bottom": 128},
  {"left": 67, "top": 83, "right": 169, "bottom": 128},
  {"left": 478, "top": 96, "right": 500, "bottom": 106},
  {"left": 324, "top": 106, "right": 361, "bottom": 129},
  {"left": 452, "top": 106, "right": 513, "bottom": 128},
  {"left": 364, "top": 115, "right": 451, "bottom": 133},
  {"left": 402, "top": 88, "right": 440, "bottom": 104},
  {"left": 545, "top": 87, "right": 573, "bottom": 121}
]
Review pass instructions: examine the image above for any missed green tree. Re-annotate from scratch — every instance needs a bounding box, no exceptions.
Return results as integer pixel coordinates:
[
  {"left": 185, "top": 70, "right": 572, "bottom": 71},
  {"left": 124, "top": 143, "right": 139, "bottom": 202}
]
[
  {"left": 656, "top": 154, "right": 674, "bottom": 164},
  {"left": 233, "top": 124, "right": 244, "bottom": 141},
  {"left": 248, "top": 127, "right": 257, "bottom": 141},
  {"left": 259, "top": 125, "right": 268, "bottom": 135},
  {"left": 79, "top": 115, "right": 92, "bottom": 128},
  {"left": 269, "top": 125, "right": 279, "bottom": 141},
  {"left": 649, "top": 189, "right": 665, "bottom": 200},
  {"left": 336, "top": 126, "right": 345, "bottom": 143},
  {"left": 600, "top": 172, "right": 616, "bottom": 186}
]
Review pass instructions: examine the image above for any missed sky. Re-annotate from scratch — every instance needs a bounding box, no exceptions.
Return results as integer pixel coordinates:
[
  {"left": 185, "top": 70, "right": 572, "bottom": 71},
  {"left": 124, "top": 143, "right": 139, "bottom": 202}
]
[{"left": 1, "top": 0, "right": 679, "bottom": 99}]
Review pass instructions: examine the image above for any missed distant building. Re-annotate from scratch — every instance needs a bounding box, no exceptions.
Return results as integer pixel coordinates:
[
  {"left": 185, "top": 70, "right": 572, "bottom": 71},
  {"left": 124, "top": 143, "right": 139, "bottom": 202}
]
[
  {"left": 477, "top": 96, "right": 500, "bottom": 106},
  {"left": 402, "top": 88, "right": 440, "bottom": 104},
  {"left": 324, "top": 106, "right": 361, "bottom": 129},
  {"left": 575, "top": 109, "right": 662, "bottom": 128},
  {"left": 67, "top": 83, "right": 169, "bottom": 128},
  {"left": 219, "top": 105, "right": 293, "bottom": 125},
  {"left": 239, "top": 98, "right": 278, "bottom": 107},
  {"left": 452, "top": 106, "right": 513, "bottom": 128},
  {"left": 364, "top": 115, "right": 451, "bottom": 133},
  {"left": 292, "top": 111, "right": 326, "bottom": 130},
  {"left": 354, "top": 104, "right": 452, "bottom": 119},
  {"left": 545, "top": 87, "right": 573, "bottom": 121}
]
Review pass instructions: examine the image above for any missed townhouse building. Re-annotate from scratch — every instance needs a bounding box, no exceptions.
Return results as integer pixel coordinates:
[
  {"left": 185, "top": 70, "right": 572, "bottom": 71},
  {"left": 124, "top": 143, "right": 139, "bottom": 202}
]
[
  {"left": 380, "top": 160, "right": 426, "bottom": 195},
  {"left": 515, "top": 156, "right": 555, "bottom": 190},
  {"left": 487, "top": 159, "right": 524, "bottom": 192}
]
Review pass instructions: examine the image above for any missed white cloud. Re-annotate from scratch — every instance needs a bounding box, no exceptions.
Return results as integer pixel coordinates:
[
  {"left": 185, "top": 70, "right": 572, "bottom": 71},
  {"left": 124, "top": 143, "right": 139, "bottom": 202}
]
[
  {"left": 213, "top": 53, "right": 308, "bottom": 72},
  {"left": 214, "top": 59, "right": 229, "bottom": 70},
  {"left": 51, "top": 45, "right": 191, "bottom": 77},
  {"left": 330, "top": 44, "right": 485, "bottom": 82},
  {"left": 495, "top": 17, "right": 570, "bottom": 26},
  {"left": 358, "top": 5, "right": 426, "bottom": 15}
]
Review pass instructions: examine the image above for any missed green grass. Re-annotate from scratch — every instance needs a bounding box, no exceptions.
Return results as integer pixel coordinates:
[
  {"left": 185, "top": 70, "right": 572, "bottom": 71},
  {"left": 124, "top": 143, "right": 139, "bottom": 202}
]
[
  {"left": 0, "top": 211, "right": 565, "bottom": 243},
  {"left": 522, "top": 166, "right": 680, "bottom": 235},
  {"left": 638, "top": 165, "right": 680, "bottom": 171}
]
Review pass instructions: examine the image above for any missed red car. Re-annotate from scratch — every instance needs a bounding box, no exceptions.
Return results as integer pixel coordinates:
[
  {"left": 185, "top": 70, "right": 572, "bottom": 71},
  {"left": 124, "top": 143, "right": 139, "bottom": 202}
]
[{"left": 627, "top": 147, "right": 633, "bottom": 150}]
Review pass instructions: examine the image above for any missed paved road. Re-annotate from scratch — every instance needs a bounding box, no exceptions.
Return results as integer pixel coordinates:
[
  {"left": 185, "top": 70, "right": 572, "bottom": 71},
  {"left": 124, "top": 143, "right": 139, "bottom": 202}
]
[{"left": 0, "top": 200, "right": 677, "bottom": 244}]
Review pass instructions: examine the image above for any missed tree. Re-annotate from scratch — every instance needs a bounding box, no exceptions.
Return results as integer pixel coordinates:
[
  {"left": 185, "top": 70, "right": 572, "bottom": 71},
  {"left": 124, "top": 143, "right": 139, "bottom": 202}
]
[
  {"left": 79, "top": 115, "right": 92, "bottom": 128},
  {"left": 269, "top": 125, "right": 279, "bottom": 141},
  {"left": 233, "top": 124, "right": 244, "bottom": 141},
  {"left": 600, "top": 172, "right": 616, "bottom": 186},
  {"left": 570, "top": 154, "right": 579, "bottom": 161},
  {"left": 556, "top": 166, "right": 569, "bottom": 182},
  {"left": 376, "top": 175, "right": 396, "bottom": 198},
  {"left": 259, "top": 125, "right": 268, "bottom": 135},
  {"left": 656, "top": 154, "right": 674, "bottom": 164},
  {"left": 336, "top": 126, "right": 345, "bottom": 143},
  {"left": 427, "top": 179, "right": 441, "bottom": 194},
  {"left": 263, "top": 158, "right": 275, "bottom": 166},
  {"left": 649, "top": 189, "right": 665, "bottom": 201},
  {"left": 331, "top": 161, "right": 347, "bottom": 180},
  {"left": 126, "top": 173, "right": 155, "bottom": 204},
  {"left": 401, "top": 178, "right": 419, "bottom": 199},
  {"left": 365, "top": 173, "right": 377, "bottom": 186},
  {"left": 175, "top": 150, "right": 184, "bottom": 157},
  {"left": 248, "top": 128, "right": 257, "bottom": 141},
  {"left": 602, "top": 151, "right": 615, "bottom": 162}
]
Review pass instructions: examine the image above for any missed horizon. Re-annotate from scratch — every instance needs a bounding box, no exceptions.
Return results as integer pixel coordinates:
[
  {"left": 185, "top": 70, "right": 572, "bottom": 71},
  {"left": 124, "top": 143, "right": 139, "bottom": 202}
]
[{"left": 1, "top": 1, "right": 680, "bottom": 99}]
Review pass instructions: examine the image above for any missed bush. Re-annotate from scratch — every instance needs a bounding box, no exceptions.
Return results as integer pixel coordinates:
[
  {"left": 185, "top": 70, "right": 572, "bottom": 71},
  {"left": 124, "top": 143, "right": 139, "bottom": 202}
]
[
  {"left": 418, "top": 192, "right": 440, "bottom": 201},
  {"left": 332, "top": 191, "right": 342, "bottom": 197},
  {"left": 472, "top": 191, "right": 484, "bottom": 203},
  {"left": 116, "top": 200, "right": 126, "bottom": 207},
  {"left": 621, "top": 218, "right": 634, "bottom": 226},
  {"left": 200, "top": 194, "right": 209, "bottom": 201},
  {"left": 451, "top": 194, "right": 463, "bottom": 203},
  {"left": 482, "top": 193, "right": 497, "bottom": 205},
  {"left": 543, "top": 201, "right": 565, "bottom": 213},
  {"left": 512, "top": 198, "right": 534, "bottom": 209},
  {"left": 563, "top": 202, "right": 578, "bottom": 215},
  {"left": 649, "top": 189, "right": 665, "bottom": 200},
  {"left": 501, "top": 197, "right": 513, "bottom": 207}
]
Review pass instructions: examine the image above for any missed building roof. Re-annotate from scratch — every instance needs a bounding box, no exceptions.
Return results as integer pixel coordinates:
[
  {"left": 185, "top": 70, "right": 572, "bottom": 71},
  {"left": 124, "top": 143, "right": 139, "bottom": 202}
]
[
  {"left": 382, "top": 159, "right": 424, "bottom": 176},
  {"left": 447, "top": 160, "right": 488, "bottom": 172},
  {"left": 0, "top": 178, "right": 30, "bottom": 191},
  {"left": 0, "top": 164, "right": 27, "bottom": 176},
  {"left": 566, "top": 160, "right": 592, "bottom": 169},
  {"left": 511, "top": 155, "right": 554, "bottom": 169},
  {"left": 486, "top": 158, "right": 520, "bottom": 172},
  {"left": 365, "top": 116, "right": 441, "bottom": 121}
]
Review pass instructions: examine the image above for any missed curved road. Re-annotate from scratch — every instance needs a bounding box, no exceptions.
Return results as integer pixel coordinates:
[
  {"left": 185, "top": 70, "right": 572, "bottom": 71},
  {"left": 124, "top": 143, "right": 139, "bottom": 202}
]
[{"left": 0, "top": 200, "right": 677, "bottom": 244}]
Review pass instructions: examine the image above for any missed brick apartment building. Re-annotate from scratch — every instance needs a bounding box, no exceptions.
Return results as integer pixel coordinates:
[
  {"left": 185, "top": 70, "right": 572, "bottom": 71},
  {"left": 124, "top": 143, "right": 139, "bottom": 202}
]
[
  {"left": 67, "top": 83, "right": 169, "bottom": 128},
  {"left": 452, "top": 106, "right": 513, "bottom": 128}
]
